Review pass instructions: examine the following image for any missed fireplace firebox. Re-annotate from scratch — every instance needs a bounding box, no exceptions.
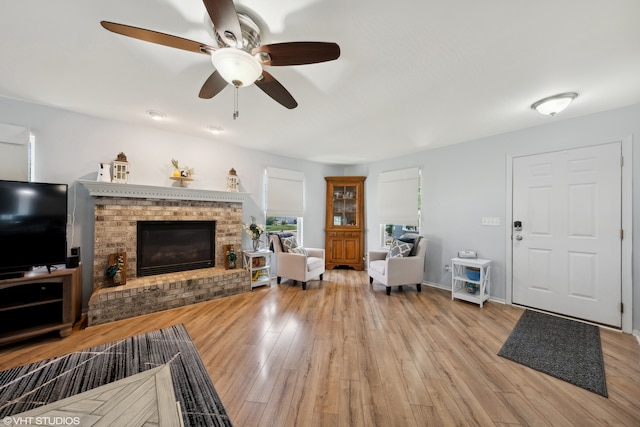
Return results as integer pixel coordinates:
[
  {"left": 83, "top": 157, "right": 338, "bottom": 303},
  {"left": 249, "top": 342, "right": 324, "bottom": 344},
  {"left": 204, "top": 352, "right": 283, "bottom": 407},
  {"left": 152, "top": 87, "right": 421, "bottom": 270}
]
[{"left": 137, "top": 221, "right": 215, "bottom": 277}]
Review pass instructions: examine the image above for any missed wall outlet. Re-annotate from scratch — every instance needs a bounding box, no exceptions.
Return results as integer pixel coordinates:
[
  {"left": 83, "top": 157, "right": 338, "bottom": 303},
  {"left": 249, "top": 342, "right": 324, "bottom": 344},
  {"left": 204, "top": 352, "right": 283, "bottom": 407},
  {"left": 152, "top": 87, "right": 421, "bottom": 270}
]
[
  {"left": 444, "top": 264, "right": 451, "bottom": 272},
  {"left": 481, "top": 217, "right": 500, "bottom": 226}
]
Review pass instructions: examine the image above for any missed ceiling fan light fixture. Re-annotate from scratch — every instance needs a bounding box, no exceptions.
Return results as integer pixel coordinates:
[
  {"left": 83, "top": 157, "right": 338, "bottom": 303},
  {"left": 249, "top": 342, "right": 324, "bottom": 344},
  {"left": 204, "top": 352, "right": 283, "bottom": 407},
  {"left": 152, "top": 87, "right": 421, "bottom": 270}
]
[
  {"left": 211, "top": 48, "right": 262, "bottom": 87},
  {"left": 531, "top": 92, "right": 578, "bottom": 116}
]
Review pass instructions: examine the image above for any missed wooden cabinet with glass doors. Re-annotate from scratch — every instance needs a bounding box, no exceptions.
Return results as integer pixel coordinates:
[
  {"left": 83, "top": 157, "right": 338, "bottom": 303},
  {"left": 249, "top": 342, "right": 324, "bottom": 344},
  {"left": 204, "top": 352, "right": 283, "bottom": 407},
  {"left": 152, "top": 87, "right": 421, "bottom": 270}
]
[{"left": 325, "top": 176, "right": 366, "bottom": 270}]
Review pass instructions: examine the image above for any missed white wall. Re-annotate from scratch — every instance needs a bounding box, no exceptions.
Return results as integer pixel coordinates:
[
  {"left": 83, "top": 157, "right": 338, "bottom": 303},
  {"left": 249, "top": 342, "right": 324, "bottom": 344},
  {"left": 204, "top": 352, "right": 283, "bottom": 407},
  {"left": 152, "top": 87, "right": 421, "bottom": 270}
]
[
  {"left": 0, "top": 96, "right": 342, "bottom": 308},
  {"left": 2, "top": 95, "right": 638, "bottom": 331},
  {"left": 347, "top": 102, "right": 639, "bottom": 331}
]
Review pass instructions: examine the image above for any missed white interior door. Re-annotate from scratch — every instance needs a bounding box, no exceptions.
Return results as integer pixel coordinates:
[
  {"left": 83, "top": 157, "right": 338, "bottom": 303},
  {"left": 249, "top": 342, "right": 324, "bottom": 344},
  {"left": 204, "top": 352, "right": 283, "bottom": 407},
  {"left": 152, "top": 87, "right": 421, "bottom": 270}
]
[{"left": 512, "top": 143, "right": 621, "bottom": 327}]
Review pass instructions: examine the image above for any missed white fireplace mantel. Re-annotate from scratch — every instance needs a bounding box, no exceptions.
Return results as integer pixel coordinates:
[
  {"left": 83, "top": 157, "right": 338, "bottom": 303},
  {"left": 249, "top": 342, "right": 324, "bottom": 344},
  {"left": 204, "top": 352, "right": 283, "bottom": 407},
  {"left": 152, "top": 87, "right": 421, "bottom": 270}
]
[{"left": 78, "top": 180, "right": 247, "bottom": 203}]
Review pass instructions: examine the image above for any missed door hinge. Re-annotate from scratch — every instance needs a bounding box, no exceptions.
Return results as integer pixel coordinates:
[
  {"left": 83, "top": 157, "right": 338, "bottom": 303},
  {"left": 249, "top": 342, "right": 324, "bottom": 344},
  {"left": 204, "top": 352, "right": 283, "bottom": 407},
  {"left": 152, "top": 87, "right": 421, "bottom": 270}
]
[
  {"left": 621, "top": 155, "right": 624, "bottom": 167},
  {"left": 620, "top": 303, "right": 624, "bottom": 313},
  {"left": 620, "top": 229, "right": 624, "bottom": 239}
]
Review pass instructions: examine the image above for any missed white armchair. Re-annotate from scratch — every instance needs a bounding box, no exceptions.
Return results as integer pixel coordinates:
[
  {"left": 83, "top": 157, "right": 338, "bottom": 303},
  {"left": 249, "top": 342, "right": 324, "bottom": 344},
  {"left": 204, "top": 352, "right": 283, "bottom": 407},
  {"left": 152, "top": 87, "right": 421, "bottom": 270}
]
[
  {"left": 270, "top": 234, "right": 325, "bottom": 290},
  {"left": 368, "top": 237, "right": 427, "bottom": 295}
]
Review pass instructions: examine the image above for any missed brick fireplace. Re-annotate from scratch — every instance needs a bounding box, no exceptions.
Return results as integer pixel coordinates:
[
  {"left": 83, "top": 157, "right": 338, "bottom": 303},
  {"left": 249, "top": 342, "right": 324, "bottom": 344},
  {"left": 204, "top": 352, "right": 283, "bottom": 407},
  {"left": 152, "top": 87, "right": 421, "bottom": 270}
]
[{"left": 80, "top": 181, "right": 251, "bottom": 325}]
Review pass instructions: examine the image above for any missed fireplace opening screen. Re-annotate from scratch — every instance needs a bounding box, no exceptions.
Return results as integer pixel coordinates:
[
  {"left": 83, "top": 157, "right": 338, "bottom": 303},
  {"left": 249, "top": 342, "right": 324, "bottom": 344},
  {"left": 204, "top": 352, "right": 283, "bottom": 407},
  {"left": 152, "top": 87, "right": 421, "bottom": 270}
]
[{"left": 137, "top": 220, "right": 215, "bottom": 276}]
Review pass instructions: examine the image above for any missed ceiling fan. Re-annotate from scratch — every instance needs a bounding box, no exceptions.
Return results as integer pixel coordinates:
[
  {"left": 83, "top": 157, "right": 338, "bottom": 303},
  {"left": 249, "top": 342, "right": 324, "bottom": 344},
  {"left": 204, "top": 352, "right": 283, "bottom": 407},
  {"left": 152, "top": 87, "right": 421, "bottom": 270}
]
[{"left": 100, "top": 0, "right": 340, "bottom": 118}]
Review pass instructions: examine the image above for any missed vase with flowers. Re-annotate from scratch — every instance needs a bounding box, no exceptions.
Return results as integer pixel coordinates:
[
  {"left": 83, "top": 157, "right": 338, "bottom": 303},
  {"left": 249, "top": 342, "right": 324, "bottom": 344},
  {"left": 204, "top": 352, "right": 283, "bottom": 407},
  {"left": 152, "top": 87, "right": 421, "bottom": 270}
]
[{"left": 244, "top": 216, "right": 265, "bottom": 251}]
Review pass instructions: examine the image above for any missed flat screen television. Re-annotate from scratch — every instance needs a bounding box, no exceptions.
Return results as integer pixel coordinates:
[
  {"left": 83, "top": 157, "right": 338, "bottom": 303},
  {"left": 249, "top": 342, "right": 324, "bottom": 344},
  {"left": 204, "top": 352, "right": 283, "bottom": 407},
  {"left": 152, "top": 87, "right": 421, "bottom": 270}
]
[{"left": 0, "top": 180, "right": 68, "bottom": 276}]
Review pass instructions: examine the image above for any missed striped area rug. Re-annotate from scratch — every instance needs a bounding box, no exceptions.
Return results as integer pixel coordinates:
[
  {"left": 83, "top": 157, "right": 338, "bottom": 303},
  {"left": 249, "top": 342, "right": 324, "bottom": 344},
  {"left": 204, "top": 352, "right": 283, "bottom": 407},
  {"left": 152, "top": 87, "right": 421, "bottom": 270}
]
[{"left": 0, "top": 324, "right": 232, "bottom": 426}]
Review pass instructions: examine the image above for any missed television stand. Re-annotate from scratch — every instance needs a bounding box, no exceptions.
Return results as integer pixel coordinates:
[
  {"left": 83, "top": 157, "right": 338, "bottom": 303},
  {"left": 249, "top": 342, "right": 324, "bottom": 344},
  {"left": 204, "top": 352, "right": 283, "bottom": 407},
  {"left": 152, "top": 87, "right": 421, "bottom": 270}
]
[
  {"left": 0, "top": 264, "right": 82, "bottom": 346},
  {"left": 0, "top": 271, "right": 26, "bottom": 280}
]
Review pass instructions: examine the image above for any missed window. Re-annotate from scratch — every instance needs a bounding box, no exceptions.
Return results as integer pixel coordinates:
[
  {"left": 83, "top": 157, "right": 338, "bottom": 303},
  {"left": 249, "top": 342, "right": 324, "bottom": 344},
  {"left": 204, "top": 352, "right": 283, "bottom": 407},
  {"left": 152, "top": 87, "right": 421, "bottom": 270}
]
[
  {"left": 378, "top": 167, "right": 421, "bottom": 246},
  {"left": 0, "top": 124, "right": 31, "bottom": 181},
  {"left": 381, "top": 224, "right": 419, "bottom": 246},
  {"left": 266, "top": 216, "right": 301, "bottom": 238},
  {"left": 265, "top": 167, "right": 304, "bottom": 243}
]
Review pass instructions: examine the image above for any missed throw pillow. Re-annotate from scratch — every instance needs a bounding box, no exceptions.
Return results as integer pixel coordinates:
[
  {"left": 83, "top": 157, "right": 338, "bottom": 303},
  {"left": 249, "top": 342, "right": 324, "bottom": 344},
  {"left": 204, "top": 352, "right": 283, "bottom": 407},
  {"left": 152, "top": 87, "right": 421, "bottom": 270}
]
[
  {"left": 387, "top": 238, "right": 413, "bottom": 258},
  {"left": 399, "top": 234, "right": 421, "bottom": 256},
  {"left": 271, "top": 232, "right": 294, "bottom": 251},
  {"left": 289, "top": 246, "right": 308, "bottom": 256},
  {"left": 281, "top": 236, "right": 298, "bottom": 252}
]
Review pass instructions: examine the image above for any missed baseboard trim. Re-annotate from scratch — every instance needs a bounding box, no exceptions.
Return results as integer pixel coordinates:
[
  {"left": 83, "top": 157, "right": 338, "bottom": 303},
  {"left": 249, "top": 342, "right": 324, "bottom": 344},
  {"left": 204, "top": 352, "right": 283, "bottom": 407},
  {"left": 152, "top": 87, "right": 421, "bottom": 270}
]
[{"left": 423, "top": 281, "right": 505, "bottom": 304}]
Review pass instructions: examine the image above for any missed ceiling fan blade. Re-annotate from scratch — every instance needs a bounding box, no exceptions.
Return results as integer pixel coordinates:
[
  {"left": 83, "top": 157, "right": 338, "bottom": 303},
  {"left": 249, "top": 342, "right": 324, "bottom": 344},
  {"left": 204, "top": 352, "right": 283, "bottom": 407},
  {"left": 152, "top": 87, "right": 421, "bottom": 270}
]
[
  {"left": 101, "top": 21, "right": 215, "bottom": 55},
  {"left": 199, "top": 71, "right": 228, "bottom": 99},
  {"left": 255, "top": 71, "right": 298, "bottom": 109},
  {"left": 202, "top": 0, "right": 243, "bottom": 48},
  {"left": 252, "top": 42, "right": 340, "bottom": 66}
]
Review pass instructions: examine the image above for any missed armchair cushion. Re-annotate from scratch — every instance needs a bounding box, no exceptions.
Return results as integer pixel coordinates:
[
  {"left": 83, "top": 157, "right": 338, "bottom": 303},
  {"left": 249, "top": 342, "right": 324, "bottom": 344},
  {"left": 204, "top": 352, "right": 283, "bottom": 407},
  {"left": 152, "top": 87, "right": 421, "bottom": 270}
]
[{"left": 307, "top": 256, "right": 324, "bottom": 271}]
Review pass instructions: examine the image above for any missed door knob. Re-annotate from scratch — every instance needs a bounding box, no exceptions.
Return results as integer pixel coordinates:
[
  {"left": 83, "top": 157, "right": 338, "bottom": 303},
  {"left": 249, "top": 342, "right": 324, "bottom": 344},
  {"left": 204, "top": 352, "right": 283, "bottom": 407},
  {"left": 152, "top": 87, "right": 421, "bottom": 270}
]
[{"left": 515, "top": 235, "right": 523, "bottom": 241}]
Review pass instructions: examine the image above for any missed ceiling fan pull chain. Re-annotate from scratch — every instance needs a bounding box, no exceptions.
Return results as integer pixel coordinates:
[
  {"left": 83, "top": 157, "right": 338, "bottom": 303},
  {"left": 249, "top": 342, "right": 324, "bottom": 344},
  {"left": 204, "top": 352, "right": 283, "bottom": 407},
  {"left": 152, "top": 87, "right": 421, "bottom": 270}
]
[{"left": 233, "top": 86, "right": 239, "bottom": 120}]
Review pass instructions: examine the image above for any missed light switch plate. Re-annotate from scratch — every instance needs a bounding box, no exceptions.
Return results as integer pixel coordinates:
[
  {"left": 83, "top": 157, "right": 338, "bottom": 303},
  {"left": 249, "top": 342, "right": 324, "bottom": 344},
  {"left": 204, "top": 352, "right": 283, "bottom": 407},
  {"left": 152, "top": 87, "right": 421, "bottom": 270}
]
[{"left": 481, "top": 217, "right": 500, "bottom": 226}]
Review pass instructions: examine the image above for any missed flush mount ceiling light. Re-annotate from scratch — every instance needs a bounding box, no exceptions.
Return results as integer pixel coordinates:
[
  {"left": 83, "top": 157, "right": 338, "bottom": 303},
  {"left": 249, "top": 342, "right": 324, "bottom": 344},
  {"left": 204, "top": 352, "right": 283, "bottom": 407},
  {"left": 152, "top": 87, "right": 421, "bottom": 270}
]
[
  {"left": 208, "top": 126, "right": 224, "bottom": 134},
  {"left": 531, "top": 92, "right": 578, "bottom": 116},
  {"left": 146, "top": 110, "right": 167, "bottom": 121}
]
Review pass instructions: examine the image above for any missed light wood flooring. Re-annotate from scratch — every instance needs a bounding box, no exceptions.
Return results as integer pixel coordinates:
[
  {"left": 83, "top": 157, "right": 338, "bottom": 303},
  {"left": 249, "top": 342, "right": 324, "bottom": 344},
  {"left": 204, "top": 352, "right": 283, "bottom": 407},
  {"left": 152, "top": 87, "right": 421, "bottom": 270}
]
[{"left": 1, "top": 269, "right": 639, "bottom": 426}]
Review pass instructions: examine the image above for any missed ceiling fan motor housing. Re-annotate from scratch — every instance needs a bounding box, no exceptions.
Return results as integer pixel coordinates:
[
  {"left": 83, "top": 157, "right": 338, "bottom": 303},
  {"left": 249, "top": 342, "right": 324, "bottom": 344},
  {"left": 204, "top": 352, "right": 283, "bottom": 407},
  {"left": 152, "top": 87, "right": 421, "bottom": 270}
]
[{"left": 213, "top": 13, "right": 262, "bottom": 54}]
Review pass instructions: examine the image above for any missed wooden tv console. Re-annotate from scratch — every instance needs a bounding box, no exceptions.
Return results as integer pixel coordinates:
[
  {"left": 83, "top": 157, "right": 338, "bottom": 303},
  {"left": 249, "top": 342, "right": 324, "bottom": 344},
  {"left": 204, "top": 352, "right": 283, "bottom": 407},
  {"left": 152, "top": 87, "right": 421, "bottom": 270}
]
[{"left": 0, "top": 265, "right": 82, "bottom": 346}]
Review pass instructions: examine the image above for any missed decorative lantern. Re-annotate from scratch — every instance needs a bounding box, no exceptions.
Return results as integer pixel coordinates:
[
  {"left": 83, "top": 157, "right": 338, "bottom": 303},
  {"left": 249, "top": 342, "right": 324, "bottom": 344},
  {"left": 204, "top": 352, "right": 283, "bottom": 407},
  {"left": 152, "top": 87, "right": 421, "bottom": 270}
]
[
  {"left": 112, "top": 152, "right": 129, "bottom": 183},
  {"left": 226, "top": 168, "right": 239, "bottom": 192}
]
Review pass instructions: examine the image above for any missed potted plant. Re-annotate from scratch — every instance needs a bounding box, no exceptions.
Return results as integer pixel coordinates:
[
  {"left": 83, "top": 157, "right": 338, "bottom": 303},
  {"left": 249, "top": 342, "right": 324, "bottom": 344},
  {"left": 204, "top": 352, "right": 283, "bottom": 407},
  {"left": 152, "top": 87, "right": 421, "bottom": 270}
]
[
  {"left": 171, "top": 159, "right": 194, "bottom": 178},
  {"left": 226, "top": 248, "right": 237, "bottom": 269}
]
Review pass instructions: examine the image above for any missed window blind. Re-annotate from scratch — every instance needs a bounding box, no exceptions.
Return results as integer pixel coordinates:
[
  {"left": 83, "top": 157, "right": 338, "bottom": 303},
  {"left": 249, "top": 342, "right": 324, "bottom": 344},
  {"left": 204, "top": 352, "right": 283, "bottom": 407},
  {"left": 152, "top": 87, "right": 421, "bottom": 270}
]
[
  {"left": 378, "top": 167, "right": 420, "bottom": 225},
  {"left": 265, "top": 167, "right": 304, "bottom": 217}
]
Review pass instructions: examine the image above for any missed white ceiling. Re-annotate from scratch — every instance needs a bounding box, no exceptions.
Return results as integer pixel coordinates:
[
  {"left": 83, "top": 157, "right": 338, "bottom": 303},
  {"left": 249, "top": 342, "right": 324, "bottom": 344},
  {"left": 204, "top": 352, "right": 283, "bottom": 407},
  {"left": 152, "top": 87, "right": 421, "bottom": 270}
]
[{"left": 1, "top": 1, "right": 639, "bottom": 164}]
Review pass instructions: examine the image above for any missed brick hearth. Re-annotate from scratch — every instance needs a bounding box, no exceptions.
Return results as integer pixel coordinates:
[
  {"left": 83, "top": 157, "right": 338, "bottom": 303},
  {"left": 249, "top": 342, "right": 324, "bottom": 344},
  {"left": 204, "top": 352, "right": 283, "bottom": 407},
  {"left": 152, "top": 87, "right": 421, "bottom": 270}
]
[
  {"left": 87, "top": 267, "right": 249, "bottom": 325},
  {"left": 80, "top": 181, "right": 251, "bottom": 325}
]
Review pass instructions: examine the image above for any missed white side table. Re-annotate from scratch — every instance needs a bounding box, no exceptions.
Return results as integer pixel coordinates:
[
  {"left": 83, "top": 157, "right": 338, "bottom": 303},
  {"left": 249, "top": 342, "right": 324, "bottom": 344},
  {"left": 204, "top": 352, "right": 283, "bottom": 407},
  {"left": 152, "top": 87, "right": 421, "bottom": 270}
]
[
  {"left": 243, "top": 250, "right": 273, "bottom": 289},
  {"left": 451, "top": 257, "right": 491, "bottom": 307}
]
